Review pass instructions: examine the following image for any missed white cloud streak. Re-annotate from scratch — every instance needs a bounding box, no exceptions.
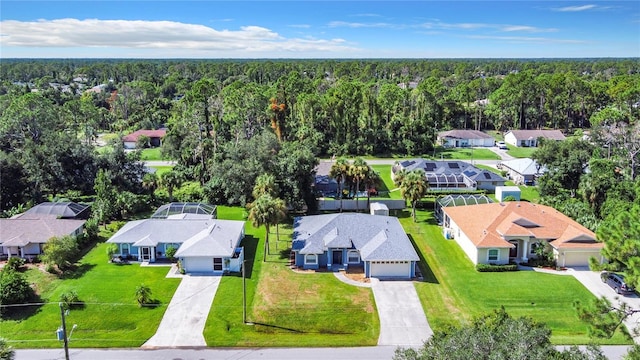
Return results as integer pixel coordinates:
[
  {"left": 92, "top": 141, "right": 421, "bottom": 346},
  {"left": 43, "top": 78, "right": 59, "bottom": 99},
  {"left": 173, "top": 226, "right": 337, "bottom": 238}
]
[
  {"left": 553, "top": 4, "right": 597, "bottom": 12},
  {"left": 467, "top": 35, "right": 586, "bottom": 44},
  {"left": 0, "top": 18, "right": 356, "bottom": 54},
  {"left": 329, "top": 20, "right": 557, "bottom": 33}
]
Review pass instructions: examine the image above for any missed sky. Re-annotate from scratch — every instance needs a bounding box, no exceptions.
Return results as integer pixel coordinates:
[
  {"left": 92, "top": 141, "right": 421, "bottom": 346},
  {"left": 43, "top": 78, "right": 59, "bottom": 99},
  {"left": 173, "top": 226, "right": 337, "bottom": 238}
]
[{"left": 0, "top": 1, "right": 639, "bottom": 59}]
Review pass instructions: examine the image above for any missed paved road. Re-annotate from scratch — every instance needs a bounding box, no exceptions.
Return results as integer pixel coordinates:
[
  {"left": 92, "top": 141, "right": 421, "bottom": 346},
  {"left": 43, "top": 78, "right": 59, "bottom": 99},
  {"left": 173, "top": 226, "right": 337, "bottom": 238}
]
[
  {"left": 143, "top": 275, "right": 221, "bottom": 348},
  {"left": 15, "top": 345, "right": 635, "bottom": 360},
  {"left": 372, "top": 281, "right": 433, "bottom": 346}
]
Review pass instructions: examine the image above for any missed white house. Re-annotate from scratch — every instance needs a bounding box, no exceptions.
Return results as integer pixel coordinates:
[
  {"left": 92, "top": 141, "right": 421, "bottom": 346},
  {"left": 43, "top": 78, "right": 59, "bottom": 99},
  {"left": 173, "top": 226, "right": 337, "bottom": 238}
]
[
  {"left": 504, "top": 130, "right": 565, "bottom": 147},
  {"left": 437, "top": 130, "right": 495, "bottom": 148}
]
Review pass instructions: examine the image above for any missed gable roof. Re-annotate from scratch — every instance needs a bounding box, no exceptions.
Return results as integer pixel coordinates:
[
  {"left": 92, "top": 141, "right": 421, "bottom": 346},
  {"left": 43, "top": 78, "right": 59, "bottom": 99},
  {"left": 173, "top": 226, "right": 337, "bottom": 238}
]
[
  {"left": 438, "top": 130, "right": 493, "bottom": 140},
  {"left": 174, "top": 220, "right": 245, "bottom": 257},
  {"left": 443, "top": 202, "right": 601, "bottom": 250},
  {"left": 0, "top": 218, "right": 86, "bottom": 246},
  {"left": 506, "top": 130, "right": 566, "bottom": 141},
  {"left": 292, "top": 213, "right": 419, "bottom": 261},
  {"left": 499, "top": 158, "right": 546, "bottom": 176},
  {"left": 14, "top": 202, "right": 90, "bottom": 219},
  {"left": 122, "top": 129, "right": 167, "bottom": 142}
]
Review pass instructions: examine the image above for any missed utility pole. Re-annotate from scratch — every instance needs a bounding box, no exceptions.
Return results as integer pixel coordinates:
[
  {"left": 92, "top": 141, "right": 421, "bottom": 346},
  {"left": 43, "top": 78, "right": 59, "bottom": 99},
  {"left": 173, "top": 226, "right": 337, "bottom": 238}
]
[
  {"left": 242, "top": 260, "right": 246, "bottom": 324},
  {"left": 59, "top": 303, "right": 70, "bottom": 360}
]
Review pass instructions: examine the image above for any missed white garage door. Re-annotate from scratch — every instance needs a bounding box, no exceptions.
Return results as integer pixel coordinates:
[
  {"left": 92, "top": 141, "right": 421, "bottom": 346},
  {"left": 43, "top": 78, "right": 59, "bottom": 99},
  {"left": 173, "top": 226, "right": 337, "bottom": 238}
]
[
  {"left": 369, "top": 261, "right": 411, "bottom": 278},
  {"left": 562, "top": 251, "right": 600, "bottom": 267},
  {"left": 184, "top": 257, "right": 213, "bottom": 273}
]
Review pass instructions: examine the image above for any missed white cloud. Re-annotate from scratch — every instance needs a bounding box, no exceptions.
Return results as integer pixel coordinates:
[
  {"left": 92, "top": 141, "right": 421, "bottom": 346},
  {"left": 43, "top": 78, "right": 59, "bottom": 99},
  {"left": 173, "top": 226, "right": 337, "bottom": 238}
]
[
  {"left": 0, "top": 18, "right": 357, "bottom": 54},
  {"left": 327, "top": 21, "right": 395, "bottom": 28},
  {"left": 289, "top": 24, "right": 311, "bottom": 28},
  {"left": 501, "top": 25, "right": 558, "bottom": 33},
  {"left": 553, "top": 4, "right": 597, "bottom": 12}
]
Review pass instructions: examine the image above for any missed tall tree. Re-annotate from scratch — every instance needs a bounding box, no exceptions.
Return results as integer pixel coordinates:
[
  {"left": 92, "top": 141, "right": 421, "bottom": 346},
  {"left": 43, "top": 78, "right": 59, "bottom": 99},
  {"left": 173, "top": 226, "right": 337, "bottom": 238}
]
[
  {"left": 92, "top": 169, "right": 117, "bottom": 227},
  {"left": 349, "top": 158, "right": 370, "bottom": 212},
  {"left": 159, "top": 170, "right": 183, "bottom": 203},
  {"left": 329, "top": 157, "right": 351, "bottom": 212},
  {"left": 248, "top": 193, "right": 283, "bottom": 262},
  {"left": 400, "top": 170, "right": 428, "bottom": 222}
]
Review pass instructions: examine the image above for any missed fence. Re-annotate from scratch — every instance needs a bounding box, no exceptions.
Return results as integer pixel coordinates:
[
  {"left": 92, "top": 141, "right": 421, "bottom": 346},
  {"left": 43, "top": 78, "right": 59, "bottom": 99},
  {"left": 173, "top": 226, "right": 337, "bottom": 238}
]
[{"left": 317, "top": 199, "right": 406, "bottom": 212}]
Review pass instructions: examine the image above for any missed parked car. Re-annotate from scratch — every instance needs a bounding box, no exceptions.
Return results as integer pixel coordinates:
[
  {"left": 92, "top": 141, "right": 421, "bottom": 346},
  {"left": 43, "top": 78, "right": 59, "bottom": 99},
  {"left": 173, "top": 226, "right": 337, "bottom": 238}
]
[
  {"left": 601, "top": 272, "right": 635, "bottom": 295},
  {"left": 496, "top": 141, "right": 508, "bottom": 150}
]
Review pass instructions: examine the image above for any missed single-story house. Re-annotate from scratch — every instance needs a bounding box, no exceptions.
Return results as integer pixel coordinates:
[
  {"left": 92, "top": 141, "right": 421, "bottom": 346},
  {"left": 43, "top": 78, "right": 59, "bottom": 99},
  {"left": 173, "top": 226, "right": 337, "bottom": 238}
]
[
  {"left": 0, "top": 218, "right": 86, "bottom": 259},
  {"left": 291, "top": 213, "right": 420, "bottom": 279},
  {"left": 122, "top": 129, "right": 167, "bottom": 149},
  {"left": 392, "top": 159, "right": 507, "bottom": 192},
  {"left": 12, "top": 202, "right": 90, "bottom": 220},
  {"left": 442, "top": 202, "right": 604, "bottom": 267},
  {"left": 106, "top": 214, "right": 245, "bottom": 273},
  {"left": 499, "top": 158, "right": 546, "bottom": 185},
  {"left": 504, "top": 130, "right": 565, "bottom": 147},
  {"left": 437, "top": 130, "right": 495, "bottom": 148}
]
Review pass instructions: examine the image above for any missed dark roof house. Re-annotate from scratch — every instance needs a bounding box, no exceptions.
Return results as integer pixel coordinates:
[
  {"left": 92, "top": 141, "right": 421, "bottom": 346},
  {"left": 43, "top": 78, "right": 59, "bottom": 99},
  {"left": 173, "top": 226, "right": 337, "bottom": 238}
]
[{"left": 392, "top": 159, "right": 506, "bottom": 192}]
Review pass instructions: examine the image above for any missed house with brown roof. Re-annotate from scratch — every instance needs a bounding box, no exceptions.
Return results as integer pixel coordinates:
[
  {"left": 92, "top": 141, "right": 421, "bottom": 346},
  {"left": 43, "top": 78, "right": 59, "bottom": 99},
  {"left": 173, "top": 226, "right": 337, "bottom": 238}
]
[
  {"left": 504, "top": 130, "right": 565, "bottom": 147},
  {"left": 442, "top": 202, "right": 603, "bottom": 267},
  {"left": 437, "top": 130, "right": 495, "bottom": 148},
  {"left": 122, "top": 129, "right": 167, "bottom": 149}
]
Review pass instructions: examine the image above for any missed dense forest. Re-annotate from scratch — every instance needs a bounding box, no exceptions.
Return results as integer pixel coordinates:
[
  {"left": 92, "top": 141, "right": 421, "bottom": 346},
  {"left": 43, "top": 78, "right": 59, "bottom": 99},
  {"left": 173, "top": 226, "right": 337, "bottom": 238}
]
[{"left": 0, "top": 58, "right": 638, "bottom": 226}]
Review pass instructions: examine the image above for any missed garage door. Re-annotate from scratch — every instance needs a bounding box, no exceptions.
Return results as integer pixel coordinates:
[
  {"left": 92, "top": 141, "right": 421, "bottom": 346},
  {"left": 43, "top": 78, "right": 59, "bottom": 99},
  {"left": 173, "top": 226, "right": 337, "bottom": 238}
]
[
  {"left": 562, "top": 251, "right": 600, "bottom": 267},
  {"left": 369, "top": 261, "right": 411, "bottom": 278},
  {"left": 184, "top": 257, "right": 213, "bottom": 273}
]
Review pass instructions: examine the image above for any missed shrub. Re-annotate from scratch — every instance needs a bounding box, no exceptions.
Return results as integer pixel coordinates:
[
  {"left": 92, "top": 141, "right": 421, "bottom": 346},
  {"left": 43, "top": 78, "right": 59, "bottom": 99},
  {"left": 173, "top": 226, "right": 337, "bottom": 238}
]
[
  {"left": 0, "top": 269, "right": 34, "bottom": 314},
  {"left": 4, "top": 258, "right": 25, "bottom": 272},
  {"left": 106, "top": 244, "right": 118, "bottom": 262},
  {"left": 0, "top": 337, "right": 15, "bottom": 360},
  {"left": 41, "top": 235, "right": 78, "bottom": 272},
  {"left": 165, "top": 246, "right": 177, "bottom": 262},
  {"left": 476, "top": 263, "right": 519, "bottom": 272},
  {"left": 59, "top": 290, "right": 81, "bottom": 310}
]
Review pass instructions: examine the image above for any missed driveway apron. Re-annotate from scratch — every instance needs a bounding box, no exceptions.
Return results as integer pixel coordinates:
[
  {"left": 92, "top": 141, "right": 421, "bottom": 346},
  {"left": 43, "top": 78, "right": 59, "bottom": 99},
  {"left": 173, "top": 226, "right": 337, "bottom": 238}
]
[
  {"left": 372, "top": 281, "right": 433, "bottom": 346},
  {"left": 143, "top": 275, "right": 221, "bottom": 348}
]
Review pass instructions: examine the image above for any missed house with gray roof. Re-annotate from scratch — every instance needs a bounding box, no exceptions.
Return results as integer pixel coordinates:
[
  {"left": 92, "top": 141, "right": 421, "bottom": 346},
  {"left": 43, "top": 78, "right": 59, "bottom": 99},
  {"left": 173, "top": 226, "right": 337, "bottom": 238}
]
[
  {"left": 504, "top": 129, "right": 565, "bottom": 147},
  {"left": 106, "top": 214, "right": 245, "bottom": 273},
  {"left": 437, "top": 130, "right": 495, "bottom": 148},
  {"left": 0, "top": 218, "right": 85, "bottom": 259},
  {"left": 499, "top": 158, "right": 546, "bottom": 185},
  {"left": 392, "top": 159, "right": 507, "bottom": 192},
  {"left": 291, "top": 213, "right": 419, "bottom": 279}
]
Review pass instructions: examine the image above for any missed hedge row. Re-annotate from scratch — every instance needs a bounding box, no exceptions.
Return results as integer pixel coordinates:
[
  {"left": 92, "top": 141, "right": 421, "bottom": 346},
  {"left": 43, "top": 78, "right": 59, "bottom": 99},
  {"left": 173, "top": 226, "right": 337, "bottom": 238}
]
[{"left": 476, "top": 263, "right": 519, "bottom": 272}]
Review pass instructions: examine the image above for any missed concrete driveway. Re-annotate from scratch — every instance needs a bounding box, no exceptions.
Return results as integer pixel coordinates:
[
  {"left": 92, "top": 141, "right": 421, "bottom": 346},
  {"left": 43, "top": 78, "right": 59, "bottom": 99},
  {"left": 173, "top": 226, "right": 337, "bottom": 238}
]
[
  {"left": 143, "top": 275, "right": 221, "bottom": 348},
  {"left": 371, "top": 281, "right": 433, "bottom": 346},
  {"left": 570, "top": 268, "right": 640, "bottom": 344}
]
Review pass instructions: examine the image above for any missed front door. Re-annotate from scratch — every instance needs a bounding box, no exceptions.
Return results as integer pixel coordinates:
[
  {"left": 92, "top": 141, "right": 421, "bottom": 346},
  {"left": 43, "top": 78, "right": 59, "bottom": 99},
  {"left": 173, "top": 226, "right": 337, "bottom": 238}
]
[
  {"left": 141, "top": 247, "right": 151, "bottom": 261},
  {"left": 509, "top": 241, "right": 518, "bottom": 258},
  {"left": 332, "top": 250, "right": 342, "bottom": 265}
]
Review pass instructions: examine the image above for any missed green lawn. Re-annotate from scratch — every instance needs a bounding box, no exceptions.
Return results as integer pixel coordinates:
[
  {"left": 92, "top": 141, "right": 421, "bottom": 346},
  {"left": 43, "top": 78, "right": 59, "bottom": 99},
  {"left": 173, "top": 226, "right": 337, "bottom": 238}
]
[
  {"left": 204, "top": 206, "right": 378, "bottom": 346},
  {"left": 432, "top": 147, "right": 501, "bottom": 161},
  {"left": 371, "top": 164, "right": 403, "bottom": 199},
  {"left": 506, "top": 145, "right": 538, "bottom": 159},
  {"left": 1, "top": 244, "right": 180, "bottom": 348},
  {"left": 402, "top": 208, "right": 631, "bottom": 345},
  {"left": 140, "top": 147, "right": 167, "bottom": 161},
  {"left": 150, "top": 165, "right": 173, "bottom": 175}
]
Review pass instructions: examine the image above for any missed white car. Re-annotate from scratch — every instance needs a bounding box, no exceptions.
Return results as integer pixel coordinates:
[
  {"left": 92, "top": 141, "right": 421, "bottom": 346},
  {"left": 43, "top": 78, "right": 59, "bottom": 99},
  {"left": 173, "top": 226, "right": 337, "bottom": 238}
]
[{"left": 496, "top": 141, "right": 508, "bottom": 150}]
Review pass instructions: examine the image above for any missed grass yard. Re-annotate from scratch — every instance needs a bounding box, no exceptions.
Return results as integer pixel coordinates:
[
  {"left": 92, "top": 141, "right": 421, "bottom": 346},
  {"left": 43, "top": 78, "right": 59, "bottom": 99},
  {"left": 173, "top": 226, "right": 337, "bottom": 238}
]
[
  {"left": 506, "top": 145, "right": 538, "bottom": 159},
  {"left": 0, "top": 244, "right": 180, "bottom": 348},
  {"left": 432, "top": 147, "right": 500, "bottom": 161},
  {"left": 150, "top": 165, "right": 173, "bottom": 175},
  {"left": 204, "top": 206, "right": 379, "bottom": 346},
  {"left": 403, "top": 208, "right": 631, "bottom": 345},
  {"left": 140, "top": 147, "right": 167, "bottom": 161},
  {"left": 371, "top": 164, "right": 403, "bottom": 200}
]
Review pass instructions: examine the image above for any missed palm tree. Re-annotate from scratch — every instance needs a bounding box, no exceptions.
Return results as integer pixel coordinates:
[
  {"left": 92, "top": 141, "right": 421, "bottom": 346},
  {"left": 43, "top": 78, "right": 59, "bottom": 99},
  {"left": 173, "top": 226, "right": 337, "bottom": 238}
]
[
  {"left": 272, "top": 197, "right": 288, "bottom": 249},
  {"left": 393, "top": 168, "right": 407, "bottom": 188},
  {"left": 329, "top": 157, "right": 350, "bottom": 212},
  {"left": 252, "top": 173, "right": 278, "bottom": 199},
  {"left": 400, "top": 170, "right": 429, "bottom": 222},
  {"left": 349, "top": 158, "right": 370, "bottom": 212},
  {"left": 248, "top": 193, "right": 284, "bottom": 261},
  {"left": 135, "top": 284, "right": 152, "bottom": 307},
  {"left": 363, "top": 168, "right": 381, "bottom": 210},
  {"left": 159, "top": 170, "right": 183, "bottom": 202}
]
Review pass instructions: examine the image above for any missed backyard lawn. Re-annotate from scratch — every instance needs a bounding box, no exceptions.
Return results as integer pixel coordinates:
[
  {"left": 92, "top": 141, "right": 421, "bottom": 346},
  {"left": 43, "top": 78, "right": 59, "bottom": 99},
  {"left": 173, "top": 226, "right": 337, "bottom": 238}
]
[
  {"left": 432, "top": 147, "right": 500, "bottom": 161},
  {"left": 402, "top": 207, "right": 631, "bottom": 345},
  {"left": 506, "top": 145, "right": 538, "bottom": 158},
  {"left": 0, "top": 243, "right": 180, "bottom": 348},
  {"left": 140, "top": 147, "right": 167, "bottom": 161},
  {"left": 204, "top": 206, "right": 379, "bottom": 346}
]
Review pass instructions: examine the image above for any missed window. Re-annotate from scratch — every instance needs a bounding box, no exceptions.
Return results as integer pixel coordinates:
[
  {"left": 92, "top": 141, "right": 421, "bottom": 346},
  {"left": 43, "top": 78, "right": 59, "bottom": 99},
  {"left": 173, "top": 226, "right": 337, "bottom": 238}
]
[
  {"left": 122, "top": 244, "right": 129, "bottom": 256},
  {"left": 305, "top": 254, "right": 318, "bottom": 265},
  {"left": 488, "top": 249, "right": 499, "bottom": 262},
  {"left": 347, "top": 250, "right": 360, "bottom": 264},
  {"left": 213, "top": 257, "right": 223, "bottom": 271}
]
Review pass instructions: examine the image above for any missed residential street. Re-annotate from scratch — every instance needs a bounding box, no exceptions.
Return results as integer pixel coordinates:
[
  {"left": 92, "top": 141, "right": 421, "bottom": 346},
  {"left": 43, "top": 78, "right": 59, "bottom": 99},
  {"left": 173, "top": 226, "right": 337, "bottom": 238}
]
[{"left": 14, "top": 345, "right": 635, "bottom": 360}]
